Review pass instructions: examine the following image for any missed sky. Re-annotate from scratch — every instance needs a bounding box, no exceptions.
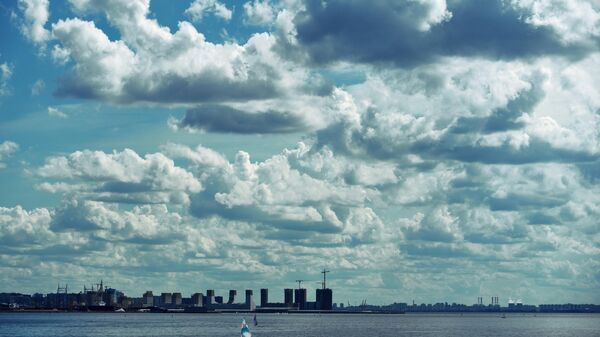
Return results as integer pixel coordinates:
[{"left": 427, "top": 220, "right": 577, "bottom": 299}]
[{"left": 0, "top": 0, "right": 599, "bottom": 306}]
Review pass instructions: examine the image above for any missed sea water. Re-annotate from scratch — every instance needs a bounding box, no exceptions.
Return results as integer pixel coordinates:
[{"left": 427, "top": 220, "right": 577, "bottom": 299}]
[{"left": 1, "top": 312, "right": 599, "bottom": 337}]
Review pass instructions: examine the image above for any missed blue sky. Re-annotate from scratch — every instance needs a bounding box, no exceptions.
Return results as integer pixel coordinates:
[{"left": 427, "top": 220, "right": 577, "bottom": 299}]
[{"left": 0, "top": 0, "right": 599, "bottom": 306}]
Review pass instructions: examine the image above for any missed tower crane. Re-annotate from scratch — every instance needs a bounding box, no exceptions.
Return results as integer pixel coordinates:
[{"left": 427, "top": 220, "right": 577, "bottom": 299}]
[{"left": 321, "top": 269, "right": 330, "bottom": 289}]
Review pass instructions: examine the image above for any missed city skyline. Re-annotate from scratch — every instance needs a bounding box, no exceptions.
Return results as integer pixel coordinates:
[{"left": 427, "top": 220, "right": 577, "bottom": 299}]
[
  {"left": 1, "top": 0, "right": 599, "bottom": 305},
  {"left": 3, "top": 279, "right": 599, "bottom": 313},
  {"left": 1, "top": 275, "right": 597, "bottom": 307}
]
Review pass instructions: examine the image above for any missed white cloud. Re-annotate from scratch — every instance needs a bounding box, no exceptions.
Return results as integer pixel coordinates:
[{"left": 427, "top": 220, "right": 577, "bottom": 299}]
[
  {"left": 18, "top": 0, "right": 51, "bottom": 45},
  {"left": 401, "top": 206, "right": 461, "bottom": 242},
  {"left": 213, "top": 2, "right": 233, "bottom": 21},
  {"left": 0, "top": 63, "right": 13, "bottom": 97},
  {"left": 510, "top": 0, "right": 600, "bottom": 45},
  {"left": 10, "top": 135, "right": 600, "bottom": 302},
  {"left": 0, "top": 141, "right": 19, "bottom": 169},
  {"left": 412, "top": 0, "right": 453, "bottom": 31},
  {"left": 37, "top": 148, "right": 201, "bottom": 204},
  {"left": 0, "top": 205, "right": 54, "bottom": 246},
  {"left": 243, "top": 0, "right": 275, "bottom": 26},
  {"left": 310, "top": 56, "right": 600, "bottom": 165},
  {"left": 51, "top": 18, "right": 136, "bottom": 99},
  {"left": 51, "top": 200, "right": 187, "bottom": 243},
  {"left": 31, "top": 79, "right": 45, "bottom": 95},
  {"left": 185, "top": 0, "right": 233, "bottom": 22},
  {"left": 48, "top": 0, "right": 315, "bottom": 105},
  {"left": 47, "top": 106, "right": 68, "bottom": 118},
  {"left": 163, "top": 142, "right": 390, "bottom": 243}
]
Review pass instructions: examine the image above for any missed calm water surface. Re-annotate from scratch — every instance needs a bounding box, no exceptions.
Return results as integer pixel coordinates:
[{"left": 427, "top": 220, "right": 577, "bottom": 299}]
[{"left": 1, "top": 312, "right": 599, "bottom": 337}]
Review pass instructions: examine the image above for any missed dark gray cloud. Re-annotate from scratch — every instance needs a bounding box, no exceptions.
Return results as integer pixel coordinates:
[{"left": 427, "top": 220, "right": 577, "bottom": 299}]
[
  {"left": 55, "top": 71, "right": 281, "bottom": 104},
  {"left": 449, "top": 84, "right": 544, "bottom": 134},
  {"left": 293, "top": 0, "right": 595, "bottom": 67},
  {"left": 179, "top": 104, "right": 308, "bottom": 134},
  {"left": 424, "top": 139, "right": 597, "bottom": 165},
  {"left": 51, "top": 201, "right": 102, "bottom": 232}
]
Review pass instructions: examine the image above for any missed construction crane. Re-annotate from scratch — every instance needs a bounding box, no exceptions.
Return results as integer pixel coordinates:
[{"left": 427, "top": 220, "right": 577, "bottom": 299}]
[{"left": 321, "top": 269, "right": 330, "bottom": 289}]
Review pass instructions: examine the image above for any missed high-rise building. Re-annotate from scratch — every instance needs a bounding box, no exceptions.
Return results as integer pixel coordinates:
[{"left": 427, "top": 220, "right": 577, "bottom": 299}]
[
  {"left": 294, "top": 288, "right": 307, "bottom": 309},
  {"left": 191, "top": 293, "right": 203, "bottom": 307},
  {"left": 245, "top": 289, "right": 255, "bottom": 311},
  {"left": 316, "top": 288, "right": 333, "bottom": 310},
  {"left": 172, "top": 293, "right": 182, "bottom": 305},
  {"left": 161, "top": 293, "right": 172, "bottom": 306},
  {"left": 284, "top": 288, "right": 293, "bottom": 305},
  {"left": 205, "top": 290, "right": 215, "bottom": 305},
  {"left": 228, "top": 290, "right": 237, "bottom": 304},
  {"left": 142, "top": 291, "right": 153, "bottom": 307},
  {"left": 105, "top": 288, "right": 118, "bottom": 305},
  {"left": 260, "top": 289, "right": 268, "bottom": 307}
]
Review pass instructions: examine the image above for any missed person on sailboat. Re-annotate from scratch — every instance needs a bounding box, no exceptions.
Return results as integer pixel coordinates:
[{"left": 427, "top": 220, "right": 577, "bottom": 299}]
[{"left": 241, "top": 319, "right": 252, "bottom": 337}]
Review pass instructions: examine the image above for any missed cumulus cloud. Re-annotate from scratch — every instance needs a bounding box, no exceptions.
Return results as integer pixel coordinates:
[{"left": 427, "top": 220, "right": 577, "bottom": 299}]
[
  {"left": 37, "top": 148, "right": 201, "bottom": 204},
  {"left": 0, "top": 200, "right": 401, "bottom": 298},
  {"left": 42, "top": 0, "right": 319, "bottom": 106},
  {"left": 176, "top": 104, "right": 308, "bottom": 134},
  {"left": 162, "top": 143, "right": 385, "bottom": 245},
  {"left": 291, "top": 0, "right": 595, "bottom": 66},
  {"left": 401, "top": 207, "right": 461, "bottom": 242},
  {"left": 51, "top": 200, "right": 188, "bottom": 244},
  {"left": 9, "top": 134, "right": 599, "bottom": 302},
  {"left": 243, "top": 0, "right": 275, "bottom": 26},
  {"left": 17, "top": 0, "right": 51, "bottom": 45},
  {"left": 0, "top": 202, "right": 267, "bottom": 286},
  {"left": 0, "top": 206, "right": 54, "bottom": 246},
  {"left": 311, "top": 57, "right": 600, "bottom": 165},
  {"left": 509, "top": 0, "right": 600, "bottom": 45},
  {"left": 185, "top": 0, "right": 233, "bottom": 22},
  {"left": 0, "top": 141, "right": 19, "bottom": 169}
]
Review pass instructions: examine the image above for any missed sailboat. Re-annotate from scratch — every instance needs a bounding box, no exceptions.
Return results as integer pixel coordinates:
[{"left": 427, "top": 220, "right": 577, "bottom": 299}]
[
  {"left": 241, "top": 319, "right": 252, "bottom": 337},
  {"left": 253, "top": 314, "right": 258, "bottom": 326}
]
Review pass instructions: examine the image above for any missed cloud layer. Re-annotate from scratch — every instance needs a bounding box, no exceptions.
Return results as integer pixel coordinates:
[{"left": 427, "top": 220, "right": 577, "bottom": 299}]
[{"left": 5, "top": 0, "right": 600, "bottom": 304}]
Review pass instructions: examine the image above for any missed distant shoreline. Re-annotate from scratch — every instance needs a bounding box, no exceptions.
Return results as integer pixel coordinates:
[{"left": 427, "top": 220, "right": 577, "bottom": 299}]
[{"left": 3, "top": 310, "right": 599, "bottom": 315}]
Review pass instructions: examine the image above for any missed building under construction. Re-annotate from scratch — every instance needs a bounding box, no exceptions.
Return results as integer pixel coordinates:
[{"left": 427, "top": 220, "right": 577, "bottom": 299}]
[{"left": 257, "top": 269, "right": 333, "bottom": 312}]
